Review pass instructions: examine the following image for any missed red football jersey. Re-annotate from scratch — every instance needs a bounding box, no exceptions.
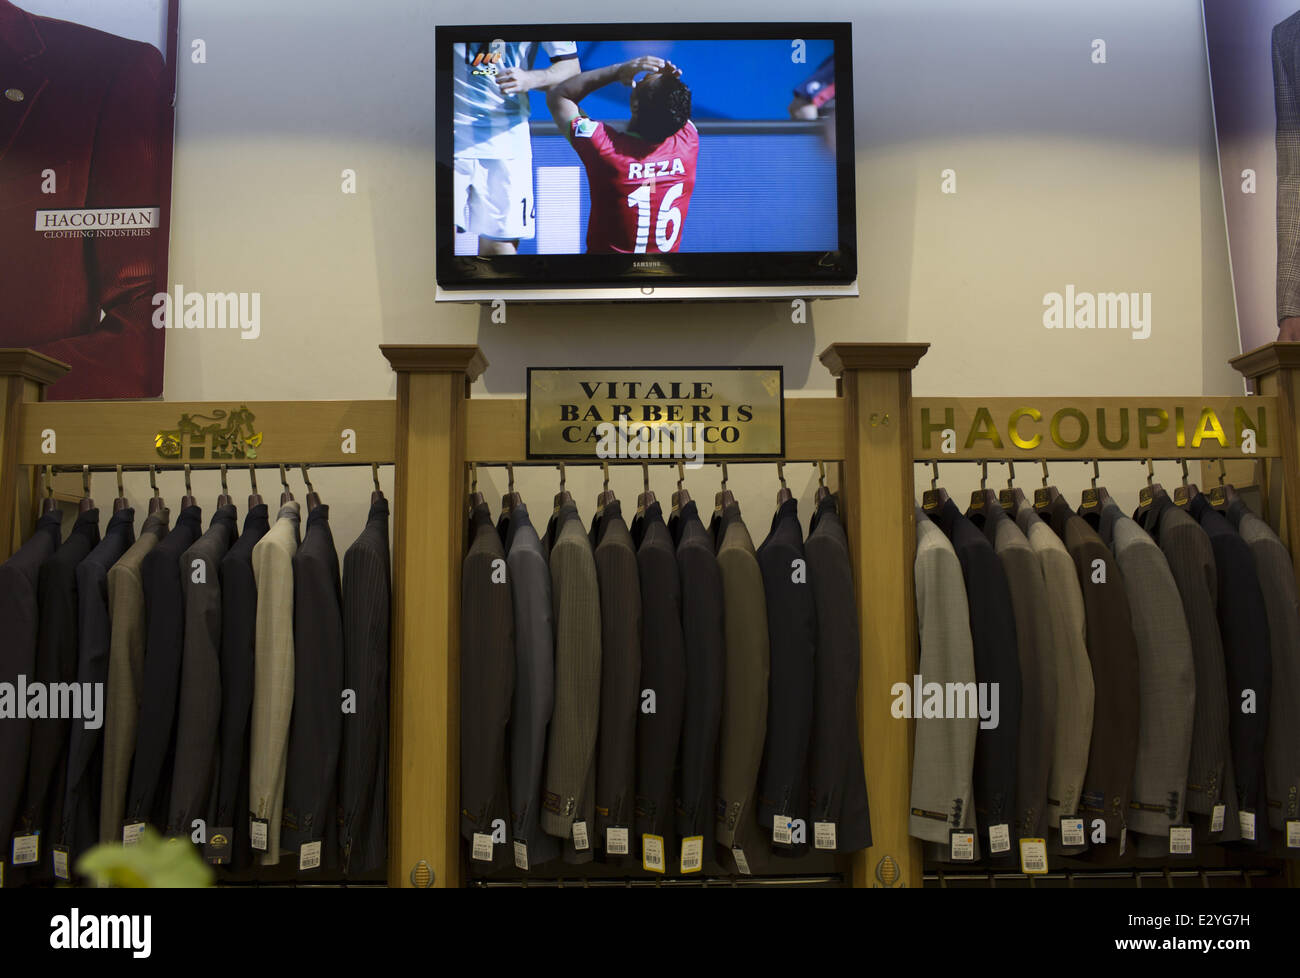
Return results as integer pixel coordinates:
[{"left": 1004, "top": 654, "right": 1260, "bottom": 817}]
[{"left": 570, "top": 116, "right": 698, "bottom": 254}]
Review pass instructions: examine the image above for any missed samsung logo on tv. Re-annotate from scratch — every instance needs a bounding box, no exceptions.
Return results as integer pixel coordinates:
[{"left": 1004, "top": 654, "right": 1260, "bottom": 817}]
[{"left": 632, "top": 260, "right": 665, "bottom": 269}]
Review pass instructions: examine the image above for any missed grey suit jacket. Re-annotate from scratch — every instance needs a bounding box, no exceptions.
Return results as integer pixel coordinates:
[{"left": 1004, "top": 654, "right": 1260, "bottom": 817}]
[
  {"left": 910, "top": 508, "right": 978, "bottom": 845},
  {"left": 541, "top": 502, "right": 601, "bottom": 865},
  {"left": 99, "top": 509, "right": 167, "bottom": 844},
  {"left": 168, "top": 504, "right": 238, "bottom": 838},
  {"left": 1227, "top": 501, "right": 1300, "bottom": 835},
  {"left": 460, "top": 501, "right": 514, "bottom": 870},
  {"left": 1016, "top": 505, "right": 1093, "bottom": 833},
  {"left": 981, "top": 504, "right": 1056, "bottom": 842},
  {"left": 249, "top": 501, "right": 300, "bottom": 865},
  {"left": 590, "top": 501, "right": 640, "bottom": 852},
  {"left": 712, "top": 503, "right": 769, "bottom": 856},
  {"left": 1136, "top": 497, "right": 1233, "bottom": 830},
  {"left": 1100, "top": 503, "right": 1195, "bottom": 840},
  {"left": 0, "top": 509, "right": 62, "bottom": 872},
  {"left": 504, "top": 503, "right": 559, "bottom": 868},
  {"left": 1274, "top": 10, "right": 1300, "bottom": 320}
]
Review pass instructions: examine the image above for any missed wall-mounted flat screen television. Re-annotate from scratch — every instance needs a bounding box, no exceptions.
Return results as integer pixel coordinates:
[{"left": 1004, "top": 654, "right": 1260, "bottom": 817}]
[{"left": 435, "top": 22, "right": 856, "bottom": 300}]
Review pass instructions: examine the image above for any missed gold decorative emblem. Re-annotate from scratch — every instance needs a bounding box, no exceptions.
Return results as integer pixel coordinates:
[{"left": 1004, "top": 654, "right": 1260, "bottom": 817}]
[
  {"left": 410, "top": 860, "right": 434, "bottom": 888},
  {"left": 155, "top": 406, "right": 262, "bottom": 460},
  {"left": 873, "top": 854, "right": 905, "bottom": 888}
]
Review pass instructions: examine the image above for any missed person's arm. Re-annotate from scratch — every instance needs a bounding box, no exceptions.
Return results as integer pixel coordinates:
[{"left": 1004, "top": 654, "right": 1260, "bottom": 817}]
[
  {"left": 496, "top": 56, "right": 580, "bottom": 96},
  {"left": 547, "top": 57, "right": 667, "bottom": 141}
]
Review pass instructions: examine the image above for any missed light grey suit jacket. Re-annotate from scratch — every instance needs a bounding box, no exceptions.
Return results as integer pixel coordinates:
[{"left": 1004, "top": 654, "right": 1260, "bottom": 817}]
[
  {"left": 540, "top": 503, "right": 601, "bottom": 865},
  {"left": 713, "top": 503, "right": 769, "bottom": 856},
  {"left": 99, "top": 509, "right": 168, "bottom": 843},
  {"left": 249, "top": 501, "right": 300, "bottom": 865},
  {"left": 1229, "top": 501, "right": 1300, "bottom": 833},
  {"left": 1016, "top": 505, "right": 1093, "bottom": 832},
  {"left": 1101, "top": 503, "right": 1195, "bottom": 839},
  {"left": 911, "top": 508, "right": 978, "bottom": 845}
]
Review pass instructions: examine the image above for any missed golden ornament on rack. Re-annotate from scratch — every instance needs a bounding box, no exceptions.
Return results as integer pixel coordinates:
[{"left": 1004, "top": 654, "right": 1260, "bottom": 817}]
[{"left": 154, "top": 405, "right": 262, "bottom": 460}]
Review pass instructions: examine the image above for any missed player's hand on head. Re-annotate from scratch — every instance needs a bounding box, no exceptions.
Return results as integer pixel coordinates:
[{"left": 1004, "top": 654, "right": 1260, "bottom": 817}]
[
  {"left": 659, "top": 61, "right": 682, "bottom": 79},
  {"left": 621, "top": 56, "right": 666, "bottom": 86},
  {"left": 495, "top": 66, "right": 532, "bottom": 94}
]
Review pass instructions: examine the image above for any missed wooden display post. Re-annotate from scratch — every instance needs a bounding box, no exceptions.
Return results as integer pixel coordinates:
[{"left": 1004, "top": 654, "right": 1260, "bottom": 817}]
[
  {"left": 0, "top": 350, "right": 69, "bottom": 558},
  {"left": 820, "top": 343, "right": 929, "bottom": 889},
  {"left": 381, "top": 345, "right": 486, "bottom": 889}
]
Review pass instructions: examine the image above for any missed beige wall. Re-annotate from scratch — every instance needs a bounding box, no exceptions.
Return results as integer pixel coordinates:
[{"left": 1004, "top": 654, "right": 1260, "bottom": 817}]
[{"left": 96, "top": 0, "right": 1242, "bottom": 543}]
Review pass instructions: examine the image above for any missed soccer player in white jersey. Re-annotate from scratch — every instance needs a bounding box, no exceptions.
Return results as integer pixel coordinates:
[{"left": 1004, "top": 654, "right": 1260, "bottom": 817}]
[{"left": 453, "top": 39, "right": 579, "bottom": 255}]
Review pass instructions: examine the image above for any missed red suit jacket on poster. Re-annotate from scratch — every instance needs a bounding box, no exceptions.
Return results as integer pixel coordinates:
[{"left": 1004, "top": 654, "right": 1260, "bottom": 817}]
[{"left": 0, "top": 0, "right": 171, "bottom": 399}]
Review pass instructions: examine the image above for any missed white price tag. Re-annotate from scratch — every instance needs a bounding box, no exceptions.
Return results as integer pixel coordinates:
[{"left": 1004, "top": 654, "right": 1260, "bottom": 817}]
[
  {"left": 513, "top": 840, "right": 529, "bottom": 870},
  {"left": 1210, "top": 804, "right": 1225, "bottom": 833},
  {"left": 813, "top": 821, "right": 837, "bottom": 851},
  {"left": 1286, "top": 820, "right": 1300, "bottom": 849},
  {"left": 989, "top": 823, "right": 1011, "bottom": 854},
  {"left": 1060, "top": 817, "right": 1085, "bottom": 847},
  {"left": 1238, "top": 809, "right": 1256, "bottom": 841},
  {"left": 680, "top": 836, "right": 703, "bottom": 873},
  {"left": 642, "top": 834, "right": 665, "bottom": 874},
  {"left": 11, "top": 834, "right": 37, "bottom": 866},
  {"left": 471, "top": 832, "right": 493, "bottom": 862},
  {"left": 1019, "top": 838, "right": 1047, "bottom": 874},
  {"left": 772, "top": 814, "right": 792, "bottom": 845},
  {"left": 1169, "top": 826, "right": 1193, "bottom": 855},
  {"left": 299, "top": 841, "right": 322, "bottom": 871},
  {"left": 731, "top": 846, "right": 752, "bottom": 876},
  {"left": 122, "top": 822, "right": 144, "bottom": 847},
  {"left": 606, "top": 827, "right": 629, "bottom": 855},
  {"left": 52, "top": 847, "right": 69, "bottom": 880},
  {"left": 571, "top": 820, "right": 589, "bottom": 851},
  {"left": 949, "top": 831, "right": 975, "bottom": 861},
  {"left": 249, "top": 817, "right": 268, "bottom": 852}
]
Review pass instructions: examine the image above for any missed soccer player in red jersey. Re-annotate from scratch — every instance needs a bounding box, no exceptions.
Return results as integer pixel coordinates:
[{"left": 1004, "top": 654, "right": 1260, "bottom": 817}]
[{"left": 546, "top": 56, "right": 698, "bottom": 254}]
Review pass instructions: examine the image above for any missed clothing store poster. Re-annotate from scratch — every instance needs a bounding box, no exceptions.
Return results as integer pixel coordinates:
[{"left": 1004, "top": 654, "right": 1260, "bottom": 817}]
[{"left": 0, "top": 0, "right": 179, "bottom": 399}]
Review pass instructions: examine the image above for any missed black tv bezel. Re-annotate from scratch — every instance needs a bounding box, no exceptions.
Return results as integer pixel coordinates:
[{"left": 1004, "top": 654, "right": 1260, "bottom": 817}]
[{"left": 435, "top": 22, "right": 856, "bottom": 293}]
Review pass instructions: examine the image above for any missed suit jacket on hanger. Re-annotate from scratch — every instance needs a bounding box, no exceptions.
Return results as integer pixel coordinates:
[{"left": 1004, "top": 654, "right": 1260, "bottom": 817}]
[
  {"left": 541, "top": 501, "right": 601, "bottom": 865},
  {"left": 62, "top": 506, "right": 135, "bottom": 865},
  {"left": 669, "top": 500, "right": 724, "bottom": 855},
  {"left": 933, "top": 498, "right": 1022, "bottom": 853},
  {"left": 911, "top": 507, "right": 978, "bottom": 846},
  {"left": 16, "top": 507, "right": 99, "bottom": 882},
  {"left": 125, "top": 503, "right": 202, "bottom": 829},
  {"left": 1136, "top": 495, "right": 1235, "bottom": 840},
  {"left": 504, "top": 503, "right": 559, "bottom": 868},
  {"left": 460, "top": 500, "right": 514, "bottom": 872},
  {"left": 340, "top": 497, "right": 391, "bottom": 876},
  {"left": 99, "top": 508, "right": 167, "bottom": 844},
  {"left": 168, "top": 505, "right": 238, "bottom": 839},
  {"left": 1014, "top": 505, "right": 1092, "bottom": 845},
  {"left": 249, "top": 501, "right": 300, "bottom": 865},
  {"left": 209, "top": 503, "right": 268, "bottom": 870},
  {"left": 974, "top": 503, "right": 1054, "bottom": 844},
  {"left": 632, "top": 501, "right": 686, "bottom": 857},
  {"left": 1190, "top": 493, "right": 1272, "bottom": 845},
  {"left": 1047, "top": 495, "right": 1138, "bottom": 846},
  {"left": 755, "top": 497, "right": 815, "bottom": 853},
  {"left": 1098, "top": 503, "right": 1195, "bottom": 842},
  {"left": 712, "top": 502, "right": 769, "bottom": 863},
  {"left": 589, "top": 501, "right": 640, "bottom": 856},
  {"left": 1226, "top": 499, "right": 1300, "bottom": 840},
  {"left": 805, "top": 493, "right": 871, "bottom": 854},
  {"left": 282, "top": 504, "right": 346, "bottom": 872},
  {"left": 0, "top": 509, "right": 62, "bottom": 878}
]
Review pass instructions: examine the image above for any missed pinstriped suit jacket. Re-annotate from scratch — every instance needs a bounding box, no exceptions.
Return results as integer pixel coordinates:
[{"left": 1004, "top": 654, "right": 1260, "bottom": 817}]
[
  {"left": 1100, "top": 503, "right": 1195, "bottom": 840},
  {"left": 1228, "top": 501, "right": 1300, "bottom": 836},
  {"left": 541, "top": 502, "right": 601, "bottom": 864},
  {"left": 712, "top": 503, "right": 769, "bottom": 857},
  {"left": 1015, "top": 506, "right": 1092, "bottom": 834},
  {"left": 249, "top": 501, "right": 300, "bottom": 864},
  {"left": 99, "top": 509, "right": 167, "bottom": 844},
  {"left": 911, "top": 508, "right": 977, "bottom": 845},
  {"left": 590, "top": 501, "right": 640, "bottom": 851}
]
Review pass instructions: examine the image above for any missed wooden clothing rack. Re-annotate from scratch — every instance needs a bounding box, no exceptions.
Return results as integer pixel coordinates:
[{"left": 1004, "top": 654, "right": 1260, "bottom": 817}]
[{"left": 2, "top": 341, "right": 1297, "bottom": 889}]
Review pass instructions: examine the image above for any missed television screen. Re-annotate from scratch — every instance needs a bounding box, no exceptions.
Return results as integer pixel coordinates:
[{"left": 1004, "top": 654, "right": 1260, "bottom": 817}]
[{"left": 435, "top": 23, "right": 856, "bottom": 297}]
